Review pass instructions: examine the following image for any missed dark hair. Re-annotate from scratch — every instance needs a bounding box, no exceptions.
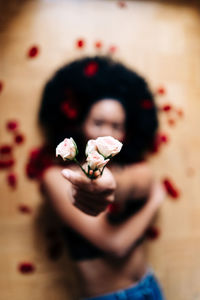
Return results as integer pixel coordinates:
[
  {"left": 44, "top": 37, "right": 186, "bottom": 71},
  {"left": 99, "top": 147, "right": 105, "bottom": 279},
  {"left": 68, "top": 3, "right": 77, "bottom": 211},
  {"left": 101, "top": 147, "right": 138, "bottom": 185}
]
[{"left": 39, "top": 56, "right": 158, "bottom": 164}]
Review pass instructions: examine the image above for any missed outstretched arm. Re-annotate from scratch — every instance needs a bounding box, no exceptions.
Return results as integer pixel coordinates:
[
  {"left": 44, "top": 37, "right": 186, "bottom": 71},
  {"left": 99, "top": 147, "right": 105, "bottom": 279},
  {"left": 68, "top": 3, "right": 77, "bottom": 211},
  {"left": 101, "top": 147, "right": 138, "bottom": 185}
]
[{"left": 42, "top": 166, "right": 165, "bottom": 258}]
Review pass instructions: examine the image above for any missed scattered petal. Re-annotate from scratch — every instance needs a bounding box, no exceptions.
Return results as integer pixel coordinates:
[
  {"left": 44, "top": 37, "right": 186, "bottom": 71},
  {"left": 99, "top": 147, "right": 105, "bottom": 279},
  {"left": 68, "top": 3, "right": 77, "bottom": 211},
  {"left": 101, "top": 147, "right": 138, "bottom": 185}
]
[
  {"left": 18, "top": 262, "right": 35, "bottom": 274},
  {"left": 0, "top": 81, "right": 3, "bottom": 93},
  {"left": 141, "top": 99, "right": 153, "bottom": 109},
  {"left": 168, "top": 119, "right": 175, "bottom": 126},
  {"left": 146, "top": 226, "right": 160, "bottom": 240},
  {"left": 27, "top": 46, "right": 39, "bottom": 58},
  {"left": 76, "top": 39, "right": 85, "bottom": 48},
  {"left": 0, "top": 159, "right": 15, "bottom": 169},
  {"left": 177, "top": 109, "right": 183, "bottom": 118},
  {"left": 60, "top": 101, "right": 78, "bottom": 119},
  {"left": 0, "top": 145, "right": 12, "bottom": 154},
  {"left": 95, "top": 41, "right": 102, "bottom": 49},
  {"left": 117, "top": 1, "right": 127, "bottom": 8},
  {"left": 84, "top": 61, "right": 99, "bottom": 77},
  {"left": 117, "top": 1, "right": 126, "bottom": 8},
  {"left": 15, "top": 134, "right": 25, "bottom": 144},
  {"left": 162, "top": 104, "right": 172, "bottom": 112},
  {"left": 163, "top": 178, "right": 180, "bottom": 199},
  {"left": 18, "top": 204, "right": 32, "bottom": 214},
  {"left": 151, "top": 133, "right": 169, "bottom": 153},
  {"left": 109, "top": 45, "right": 117, "bottom": 54},
  {"left": 6, "top": 120, "right": 18, "bottom": 131},
  {"left": 26, "top": 146, "right": 53, "bottom": 180},
  {"left": 7, "top": 172, "right": 17, "bottom": 188},
  {"left": 30, "top": 148, "right": 41, "bottom": 159},
  {"left": 156, "top": 86, "right": 166, "bottom": 95},
  {"left": 160, "top": 134, "right": 168, "bottom": 143}
]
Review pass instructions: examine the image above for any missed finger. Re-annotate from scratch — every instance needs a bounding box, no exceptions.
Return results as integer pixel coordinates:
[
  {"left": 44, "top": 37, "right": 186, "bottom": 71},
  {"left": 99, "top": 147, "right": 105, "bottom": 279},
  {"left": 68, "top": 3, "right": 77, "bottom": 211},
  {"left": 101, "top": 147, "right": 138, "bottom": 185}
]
[
  {"left": 77, "top": 196, "right": 109, "bottom": 211},
  {"left": 73, "top": 201, "right": 100, "bottom": 216},
  {"left": 73, "top": 188, "right": 109, "bottom": 207},
  {"left": 73, "top": 184, "right": 115, "bottom": 202},
  {"left": 94, "top": 170, "right": 101, "bottom": 178}
]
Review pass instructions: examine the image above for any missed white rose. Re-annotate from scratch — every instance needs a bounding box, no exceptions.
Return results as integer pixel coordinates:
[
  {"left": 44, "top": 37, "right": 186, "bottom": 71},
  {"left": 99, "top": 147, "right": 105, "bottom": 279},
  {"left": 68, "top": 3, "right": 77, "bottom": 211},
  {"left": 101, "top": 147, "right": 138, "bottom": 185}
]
[
  {"left": 56, "top": 137, "right": 77, "bottom": 160},
  {"left": 86, "top": 151, "right": 109, "bottom": 170},
  {"left": 85, "top": 139, "right": 97, "bottom": 156},
  {"left": 95, "top": 136, "right": 123, "bottom": 158}
]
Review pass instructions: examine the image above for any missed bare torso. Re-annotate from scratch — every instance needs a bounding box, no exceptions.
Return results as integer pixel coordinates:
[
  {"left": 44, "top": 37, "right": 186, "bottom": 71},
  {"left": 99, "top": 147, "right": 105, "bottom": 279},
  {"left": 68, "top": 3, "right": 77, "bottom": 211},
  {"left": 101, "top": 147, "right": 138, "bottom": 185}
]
[{"left": 76, "top": 244, "right": 147, "bottom": 297}]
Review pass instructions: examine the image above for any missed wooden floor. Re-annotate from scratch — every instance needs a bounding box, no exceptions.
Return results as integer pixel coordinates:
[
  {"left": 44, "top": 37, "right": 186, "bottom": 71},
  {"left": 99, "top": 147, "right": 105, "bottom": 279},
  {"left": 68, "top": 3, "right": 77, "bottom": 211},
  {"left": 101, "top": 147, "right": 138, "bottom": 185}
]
[{"left": 0, "top": 0, "right": 200, "bottom": 299}]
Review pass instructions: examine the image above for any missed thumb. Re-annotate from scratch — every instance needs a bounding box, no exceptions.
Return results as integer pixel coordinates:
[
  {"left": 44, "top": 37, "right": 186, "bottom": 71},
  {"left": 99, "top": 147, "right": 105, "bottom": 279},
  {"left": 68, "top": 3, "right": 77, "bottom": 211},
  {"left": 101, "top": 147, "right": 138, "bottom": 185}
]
[{"left": 61, "top": 168, "right": 88, "bottom": 187}]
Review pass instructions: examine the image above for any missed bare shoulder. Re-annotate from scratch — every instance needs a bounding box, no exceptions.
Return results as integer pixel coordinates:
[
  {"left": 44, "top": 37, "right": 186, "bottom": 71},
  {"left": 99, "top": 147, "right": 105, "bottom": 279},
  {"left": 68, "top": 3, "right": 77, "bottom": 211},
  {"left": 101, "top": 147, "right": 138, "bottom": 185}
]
[
  {"left": 132, "top": 161, "right": 152, "bottom": 176},
  {"left": 43, "top": 165, "right": 63, "bottom": 176},
  {"left": 125, "top": 162, "right": 153, "bottom": 198}
]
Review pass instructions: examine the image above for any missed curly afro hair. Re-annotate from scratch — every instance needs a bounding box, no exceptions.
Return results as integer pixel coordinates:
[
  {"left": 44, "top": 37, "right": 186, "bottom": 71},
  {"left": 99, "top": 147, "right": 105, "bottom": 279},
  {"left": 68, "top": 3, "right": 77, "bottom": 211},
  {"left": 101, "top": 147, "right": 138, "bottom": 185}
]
[{"left": 39, "top": 56, "right": 158, "bottom": 164}]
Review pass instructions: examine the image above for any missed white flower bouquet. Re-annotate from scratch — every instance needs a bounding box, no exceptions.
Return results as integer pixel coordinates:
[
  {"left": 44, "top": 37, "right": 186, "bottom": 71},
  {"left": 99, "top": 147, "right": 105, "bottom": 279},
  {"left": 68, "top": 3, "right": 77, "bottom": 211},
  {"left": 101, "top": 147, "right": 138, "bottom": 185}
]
[{"left": 56, "top": 136, "right": 123, "bottom": 179}]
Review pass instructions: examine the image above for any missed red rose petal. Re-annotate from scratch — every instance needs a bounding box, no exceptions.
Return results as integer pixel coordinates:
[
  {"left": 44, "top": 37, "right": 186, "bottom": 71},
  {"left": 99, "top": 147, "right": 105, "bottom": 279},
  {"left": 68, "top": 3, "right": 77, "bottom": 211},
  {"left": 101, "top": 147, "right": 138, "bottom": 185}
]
[
  {"left": 160, "top": 134, "right": 168, "bottom": 143},
  {"left": 60, "top": 101, "right": 78, "bottom": 119},
  {"left": 15, "top": 134, "right": 25, "bottom": 144},
  {"left": 6, "top": 120, "right": 18, "bottom": 131},
  {"left": 177, "top": 109, "right": 183, "bottom": 118},
  {"left": 27, "top": 46, "right": 39, "bottom": 58},
  {"left": 84, "top": 61, "right": 99, "bottom": 77},
  {"left": 18, "top": 204, "right": 32, "bottom": 214},
  {"left": 118, "top": 1, "right": 127, "bottom": 8},
  {"left": 141, "top": 99, "right": 153, "bottom": 109},
  {"left": 26, "top": 146, "right": 53, "bottom": 180},
  {"left": 30, "top": 148, "right": 41, "bottom": 159},
  {"left": 109, "top": 45, "right": 117, "bottom": 54},
  {"left": 162, "top": 104, "right": 172, "bottom": 112},
  {"left": 163, "top": 178, "right": 180, "bottom": 199},
  {"left": 18, "top": 262, "right": 35, "bottom": 274},
  {"left": 0, "top": 145, "right": 12, "bottom": 154},
  {"left": 168, "top": 119, "right": 175, "bottom": 126},
  {"left": 95, "top": 41, "right": 102, "bottom": 49},
  {"left": 151, "top": 133, "right": 169, "bottom": 153},
  {"left": 7, "top": 172, "right": 17, "bottom": 188},
  {"left": 76, "top": 39, "right": 85, "bottom": 48},
  {"left": 0, "top": 81, "right": 3, "bottom": 93},
  {"left": 156, "top": 86, "right": 166, "bottom": 95},
  {"left": 146, "top": 226, "right": 160, "bottom": 240},
  {"left": 0, "top": 159, "right": 15, "bottom": 169}
]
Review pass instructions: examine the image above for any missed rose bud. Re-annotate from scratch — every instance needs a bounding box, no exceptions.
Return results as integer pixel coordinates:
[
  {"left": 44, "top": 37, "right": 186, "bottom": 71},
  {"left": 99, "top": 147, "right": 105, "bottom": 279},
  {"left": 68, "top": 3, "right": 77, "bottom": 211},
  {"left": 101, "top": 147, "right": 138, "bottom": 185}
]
[
  {"left": 56, "top": 138, "right": 77, "bottom": 161},
  {"left": 85, "top": 139, "right": 97, "bottom": 156},
  {"left": 95, "top": 136, "right": 123, "bottom": 158},
  {"left": 86, "top": 151, "right": 109, "bottom": 171}
]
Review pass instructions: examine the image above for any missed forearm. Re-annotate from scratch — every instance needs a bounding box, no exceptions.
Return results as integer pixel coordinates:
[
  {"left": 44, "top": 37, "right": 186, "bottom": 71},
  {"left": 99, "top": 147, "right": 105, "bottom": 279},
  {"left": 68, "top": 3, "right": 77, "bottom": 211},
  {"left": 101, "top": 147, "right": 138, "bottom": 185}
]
[{"left": 100, "top": 194, "right": 160, "bottom": 257}]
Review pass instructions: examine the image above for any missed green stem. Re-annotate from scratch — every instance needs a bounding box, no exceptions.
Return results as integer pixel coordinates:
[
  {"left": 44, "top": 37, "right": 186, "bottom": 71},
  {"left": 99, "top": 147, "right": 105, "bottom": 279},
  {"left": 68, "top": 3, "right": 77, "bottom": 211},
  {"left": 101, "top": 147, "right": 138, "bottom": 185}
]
[
  {"left": 100, "top": 165, "right": 106, "bottom": 176},
  {"left": 73, "top": 158, "right": 99, "bottom": 180},
  {"left": 73, "top": 158, "right": 88, "bottom": 177}
]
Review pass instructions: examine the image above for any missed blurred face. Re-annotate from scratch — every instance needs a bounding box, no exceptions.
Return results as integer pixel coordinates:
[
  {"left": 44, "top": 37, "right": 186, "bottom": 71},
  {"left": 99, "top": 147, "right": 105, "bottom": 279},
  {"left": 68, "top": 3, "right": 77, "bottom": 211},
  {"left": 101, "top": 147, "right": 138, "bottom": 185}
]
[{"left": 82, "top": 99, "right": 126, "bottom": 142}]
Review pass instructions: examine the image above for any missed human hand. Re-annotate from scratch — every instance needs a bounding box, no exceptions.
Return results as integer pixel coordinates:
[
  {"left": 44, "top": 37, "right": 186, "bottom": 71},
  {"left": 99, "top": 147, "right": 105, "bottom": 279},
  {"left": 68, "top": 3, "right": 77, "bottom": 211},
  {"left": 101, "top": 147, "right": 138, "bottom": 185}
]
[{"left": 61, "top": 167, "right": 116, "bottom": 216}]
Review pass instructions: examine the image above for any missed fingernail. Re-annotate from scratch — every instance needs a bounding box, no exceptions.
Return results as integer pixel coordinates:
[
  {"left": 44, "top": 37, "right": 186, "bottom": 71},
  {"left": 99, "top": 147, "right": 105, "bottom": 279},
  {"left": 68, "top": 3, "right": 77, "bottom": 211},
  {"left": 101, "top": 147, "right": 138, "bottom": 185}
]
[{"left": 61, "top": 170, "right": 70, "bottom": 179}]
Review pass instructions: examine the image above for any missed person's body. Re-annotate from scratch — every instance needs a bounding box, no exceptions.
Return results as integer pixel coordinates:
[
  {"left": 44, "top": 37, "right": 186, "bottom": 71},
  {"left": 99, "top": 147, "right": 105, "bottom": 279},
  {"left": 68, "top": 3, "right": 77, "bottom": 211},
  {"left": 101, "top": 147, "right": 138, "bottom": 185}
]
[{"left": 38, "top": 57, "right": 166, "bottom": 299}]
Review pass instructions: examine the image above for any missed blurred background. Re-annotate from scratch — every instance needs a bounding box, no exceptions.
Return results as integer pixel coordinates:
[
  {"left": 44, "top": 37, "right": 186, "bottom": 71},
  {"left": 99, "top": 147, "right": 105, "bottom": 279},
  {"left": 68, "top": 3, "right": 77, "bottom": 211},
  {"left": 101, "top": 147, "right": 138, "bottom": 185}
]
[{"left": 0, "top": 0, "right": 200, "bottom": 299}]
